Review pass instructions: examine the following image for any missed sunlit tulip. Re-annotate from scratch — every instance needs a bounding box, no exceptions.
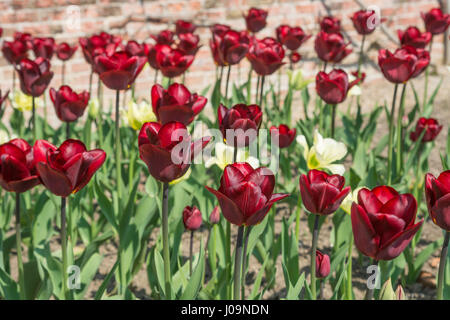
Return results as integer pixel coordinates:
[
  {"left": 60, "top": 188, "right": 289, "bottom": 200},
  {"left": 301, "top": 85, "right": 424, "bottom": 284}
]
[
  {"left": 296, "top": 129, "right": 347, "bottom": 175},
  {"left": 341, "top": 187, "right": 364, "bottom": 215},
  {"left": 425, "top": 171, "right": 450, "bottom": 231},
  {"left": 204, "top": 141, "right": 260, "bottom": 170},
  {"left": 126, "top": 100, "right": 157, "bottom": 130},
  {"left": 9, "top": 90, "right": 44, "bottom": 112},
  {"left": 206, "top": 163, "right": 289, "bottom": 226}
]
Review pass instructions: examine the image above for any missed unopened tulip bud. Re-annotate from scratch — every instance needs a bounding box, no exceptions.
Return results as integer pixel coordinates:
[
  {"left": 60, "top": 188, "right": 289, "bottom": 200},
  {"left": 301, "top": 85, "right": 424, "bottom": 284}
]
[
  {"left": 380, "top": 279, "right": 396, "bottom": 300},
  {"left": 315, "top": 250, "right": 330, "bottom": 278},
  {"left": 209, "top": 206, "right": 220, "bottom": 224},
  {"left": 88, "top": 98, "right": 100, "bottom": 119},
  {"left": 183, "top": 206, "right": 202, "bottom": 231},
  {"left": 395, "top": 285, "right": 406, "bottom": 300}
]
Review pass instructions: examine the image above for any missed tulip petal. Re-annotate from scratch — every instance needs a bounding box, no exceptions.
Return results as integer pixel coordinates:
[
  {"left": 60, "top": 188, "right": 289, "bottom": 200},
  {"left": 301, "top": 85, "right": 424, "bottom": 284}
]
[
  {"left": 36, "top": 162, "right": 73, "bottom": 197},
  {"left": 58, "top": 139, "right": 86, "bottom": 162},
  {"left": 430, "top": 194, "right": 450, "bottom": 231},
  {"left": 6, "top": 175, "right": 40, "bottom": 193},
  {"left": 357, "top": 188, "right": 383, "bottom": 213},
  {"left": 205, "top": 185, "right": 244, "bottom": 225},
  {"left": 351, "top": 203, "right": 380, "bottom": 259},
  {"left": 246, "top": 167, "right": 275, "bottom": 199},
  {"left": 99, "top": 70, "right": 132, "bottom": 91},
  {"left": 380, "top": 194, "right": 417, "bottom": 227}
]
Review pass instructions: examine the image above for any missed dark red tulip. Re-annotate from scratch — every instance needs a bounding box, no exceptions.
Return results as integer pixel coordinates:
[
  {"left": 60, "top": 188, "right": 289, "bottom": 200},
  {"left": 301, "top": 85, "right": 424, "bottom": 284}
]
[
  {"left": 378, "top": 46, "right": 421, "bottom": 83},
  {"left": 351, "top": 71, "right": 366, "bottom": 84},
  {"left": 56, "top": 42, "right": 78, "bottom": 61},
  {"left": 316, "top": 69, "right": 359, "bottom": 105},
  {"left": 205, "top": 163, "right": 289, "bottom": 226},
  {"left": 2, "top": 39, "right": 29, "bottom": 65},
  {"left": 211, "top": 29, "right": 250, "bottom": 66},
  {"left": 151, "top": 30, "right": 175, "bottom": 45},
  {"left": 314, "top": 31, "right": 352, "bottom": 64},
  {"left": 425, "top": 171, "right": 450, "bottom": 231},
  {"left": 289, "top": 52, "right": 301, "bottom": 64},
  {"left": 209, "top": 206, "right": 221, "bottom": 224},
  {"left": 410, "top": 117, "right": 442, "bottom": 142},
  {"left": 175, "top": 20, "right": 197, "bottom": 35},
  {"left": 31, "top": 37, "right": 55, "bottom": 60},
  {"left": 421, "top": 8, "right": 450, "bottom": 35},
  {"left": 36, "top": 139, "right": 106, "bottom": 197},
  {"left": 320, "top": 16, "right": 341, "bottom": 34},
  {"left": 0, "top": 139, "right": 47, "bottom": 193},
  {"left": 94, "top": 51, "right": 146, "bottom": 90},
  {"left": 410, "top": 47, "right": 430, "bottom": 78},
  {"left": 270, "top": 124, "right": 296, "bottom": 148},
  {"left": 351, "top": 186, "right": 423, "bottom": 261},
  {"left": 79, "top": 32, "right": 120, "bottom": 66},
  {"left": 49, "top": 85, "right": 90, "bottom": 123},
  {"left": 156, "top": 45, "right": 194, "bottom": 78},
  {"left": 16, "top": 57, "right": 54, "bottom": 97},
  {"left": 151, "top": 83, "right": 207, "bottom": 125},
  {"left": 146, "top": 43, "right": 165, "bottom": 70},
  {"left": 315, "top": 250, "right": 330, "bottom": 278},
  {"left": 351, "top": 10, "right": 380, "bottom": 35},
  {"left": 183, "top": 206, "right": 202, "bottom": 231},
  {"left": 276, "top": 25, "right": 311, "bottom": 51},
  {"left": 218, "top": 103, "right": 262, "bottom": 147},
  {"left": 398, "top": 27, "right": 432, "bottom": 49},
  {"left": 211, "top": 24, "right": 231, "bottom": 37},
  {"left": 138, "top": 121, "right": 210, "bottom": 183},
  {"left": 244, "top": 7, "right": 268, "bottom": 33},
  {"left": 300, "top": 169, "right": 350, "bottom": 215},
  {"left": 178, "top": 33, "right": 201, "bottom": 55},
  {"left": 124, "top": 40, "right": 148, "bottom": 57},
  {"left": 247, "top": 37, "right": 285, "bottom": 76}
]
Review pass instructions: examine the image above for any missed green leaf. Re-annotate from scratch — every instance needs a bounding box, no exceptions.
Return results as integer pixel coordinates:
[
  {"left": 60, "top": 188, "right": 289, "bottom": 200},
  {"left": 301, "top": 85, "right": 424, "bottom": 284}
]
[{"left": 180, "top": 241, "right": 205, "bottom": 300}]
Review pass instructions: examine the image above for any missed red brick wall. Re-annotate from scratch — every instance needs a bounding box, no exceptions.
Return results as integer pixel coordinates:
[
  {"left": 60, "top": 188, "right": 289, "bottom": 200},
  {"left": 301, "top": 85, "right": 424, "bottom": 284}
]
[{"left": 0, "top": 0, "right": 447, "bottom": 109}]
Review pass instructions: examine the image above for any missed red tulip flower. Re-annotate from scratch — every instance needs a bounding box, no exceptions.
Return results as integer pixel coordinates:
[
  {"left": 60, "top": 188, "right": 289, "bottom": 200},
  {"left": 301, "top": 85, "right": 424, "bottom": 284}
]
[
  {"left": 151, "top": 83, "right": 207, "bottom": 125},
  {"left": 0, "top": 139, "right": 49, "bottom": 193},
  {"left": 270, "top": 124, "right": 296, "bottom": 148},
  {"left": 244, "top": 7, "right": 268, "bottom": 33},
  {"left": 398, "top": 27, "right": 432, "bottom": 49},
  {"left": 94, "top": 51, "right": 146, "bottom": 90},
  {"left": 289, "top": 52, "right": 301, "bottom": 64},
  {"left": 138, "top": 121, "right": 210, "bottom": 183},
  {"left": 378, "top": 46, "right": 426, "bottom": 83},
  {"left": 16, "top": 57, "right": 54, "bottom": 97},
  {"left": 351, "top": 71, "right": 366, "bottom": 84},
  {"left": 124, "top": 40, "right": 148, "bottom": 57},
  {"left": 410, "top": 48, "right": 430, "bottom": 78},
  {"left": 218, "top": 103, "right": 262, "bottom": 147},
  {"left": 211, "top": 24, "right": 231, "bottom": 37},
  {"left": 183, "top": 206, "right": 203, "bottom": 231},
  {"left": 425, "top": 171, "right": 450, "bottom": 231},
  {"left": 316, "top": 69, "right": 359, "bottom": 105},
  {"left": 156, "top": 45, "right": 194, "bottom": 78},
  {"left": 300, "top": 169, "right": 350, "bottom": 215},
  {"left": 2, "top": 39, "right": 29, "bottom": 65},
  {"left": 421, "top": 8, "right": 450, "bottom": 35},
  {"left": 178, "top": 33, "right": 201, "bottom": 55},
  {"left": 56, "top": 42, "right": 78, "bottom": 61},
  {"left": 211, "top": 29, "right": 250, "bottom": 66},
  {"left": 315, "top": 250, "right": 331, "bottom": 278},
  {"left": 49, "top": 85, "right": 90, "bottom": 123},
  {"left": 320, "top": 16, "right": 341, "bottom": 34},
  {"left": 247, "top": 37, "right": 285, "bottom": 76},
  {"left": 31, "top": 37, "right": 55, "bottom": 60},
  {"left": 410, "top": 117, "right": 442, "bottom": 142},
  {"left": 351, "top": 186, "right": 423, "bottom": 261},
  {"left": 175, "top": 20, "right": 197, "bottom": 35},
  {"left": 209, "top": 206, "right": 221, "bottom": 224},
  {"left": 206, "top": 163, "right": 289, "bottom": 226},
  {"left": 276, "top": 25, "right": 311, "bottom": 51},
  {"left": 151, "top": 30, "right": 175, "bottom": 45},
  {"left": 351, "top": 10, "right": 381, "bottom": 35},
  {"left": 79, "top": 32, "right": 120, "bottom": 66},
  {"left": 36, "top": 139, "right": 106, "bottom": 197},
  {"left": 314, "top": 31, "right": 352, "bottom": 64},
  {"left": 146, "top": 43, "right": 165, "bottom": 70}
]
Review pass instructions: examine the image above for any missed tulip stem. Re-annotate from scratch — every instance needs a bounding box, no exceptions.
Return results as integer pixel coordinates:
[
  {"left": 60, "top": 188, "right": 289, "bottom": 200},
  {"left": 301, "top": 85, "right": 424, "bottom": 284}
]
[
  {"left": 345, "top": 233, "right": 354, "bottom": 300},
  {"left": 32, "top": 96, "right": 37, "bottom": 140},
  {"left": 295, "top": 193, "right": 302, "bottom": 245},
  {"left": 115, "top": 90, "right": 122, "bottom": 198},
  {"left": 154, "top": 70, "right": 158, "bottom": 84},
  {"left": 255, "top": 75, "right": 261, "bottom": 104},
  {"left": 189, "top": 230, "right": 194, "bottom": 277},
  {"left": 12, "top": 67, "right": 16, "bottom": 91},
  {"left": 241, "top": 226, "right": 251, "bottom": 300},
  {"left": 331, "top": 104, "right": 337, "bottom": 138},
  {"left": 66, "top": 122, "right": 70, "bottom": 140},
  {"left": 62, "top": 61, "right": 65, "bottom": 85},
  {"left": 209, "top": 224, "right": 217, "bottom": 284},
  {"left": 259, "top": 76, "right": 265, "bottom": 108},
  {"left": 246, "top": 69, "right": 252, "bottom": 104},
  {"left": 423, "top": 38, "right": 433, "bottom": 110},
  {"left": 310, "top": 214, "right": 320, "bottom": 300},
  {"left": 225, "top": 65, "right": 231, "bottom": 101},
  {"left": 88, "top": 70, "right": 93, "bottom": 96},
  {"left": 161, "top": 182, "right": 172, "bottom": 299},
  {"left": 395, "top": 83, "right": 407, "bottom": 177},
  {"left": 233, "top": 226, "right": 244, "bottom": 300},
  {"left": 437, "top": 231, "right": 450, "bottom": 300},
  {"left": 61, "top": 196, "right": 68, "bottom": 300},
  {"left": 14, "top": 193, "right": 25, "bottom": 300},
  {"left": 387, "top": 84, "right": 399, "bottom": 185}
]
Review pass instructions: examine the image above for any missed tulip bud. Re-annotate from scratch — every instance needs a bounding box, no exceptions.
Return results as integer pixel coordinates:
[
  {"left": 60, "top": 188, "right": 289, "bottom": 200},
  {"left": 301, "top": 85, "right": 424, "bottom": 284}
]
[
  {"left": 315, "top": 250, "right": 330, "bottom": 278},
  {"left": 395, "top": 285, "right": 406, "bottom": 300},
  {"left": 209, "top": 206, "right": 221, "bottom": 224},
  {"left": 88, "top": 98, "right": 100, "bottom": 119},
  {"left": 126, "top": 100, "right": 157, "bottom": 130},
  {"left": 379, "top": 279, "right": 396, "bottom": 300},
  {"left": 183, "top": 206, "right": 203, "bottom": 231}
]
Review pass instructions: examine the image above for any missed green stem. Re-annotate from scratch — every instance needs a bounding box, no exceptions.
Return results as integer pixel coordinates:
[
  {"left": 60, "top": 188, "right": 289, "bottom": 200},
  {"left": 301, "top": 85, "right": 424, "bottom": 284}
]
[
  {"left": 259, "top": 76, "right": 265, "bottom": 108},
  {"left": 246, "top": 69, "right": 252, "bottom": 104},
  {"left": 233, "top": 226, "right": 244, "bottom": 300},
  {"left": 331, "top": 104, "right": 337, "bottom": 138},
  {"left": 115, "top": 90, "right": 121, "bottom": 198},
  {"left": 395, "top": 83, "right": 407, "bottom": 177},
  {"left": 346, "top": 234, "right": 354, "bottom": 300},
  {"left": 189, "top": 230, "right": 194, "bottom": 277},
  {"left": 225, "top": 65, "right": 231, "bottom": 101},
  {"left": 295, "top": 194, "right": 302, "bottom": 245},
  {"left": 241, "top": 226, "right": 251, "bottom": 300},
  {"left": 210, "top": 224, "right": 217, "bottom": 282},
  {"left": 161, "top": 182, "right": 172, "bottom": 299},
  {"left": 387, "top": 84, "right": 399, "bottom": 185},
  {"left": 32, "top": 96, "right": 37, "bottom": 140},
  {"left": 437, "top": 231, "right": 450, "bottom": 300},
  {"left": 14, "top": 193, "right": 25, "bottom": 300},
  {"left": 61, "top": 197, "right": 68, "bottom": 300},
  {"left": 310, "top": 214, "right": 320, "bottom": 300},
  {"left": 423, "top": 38, "right": 433, "bottom": 110}
]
